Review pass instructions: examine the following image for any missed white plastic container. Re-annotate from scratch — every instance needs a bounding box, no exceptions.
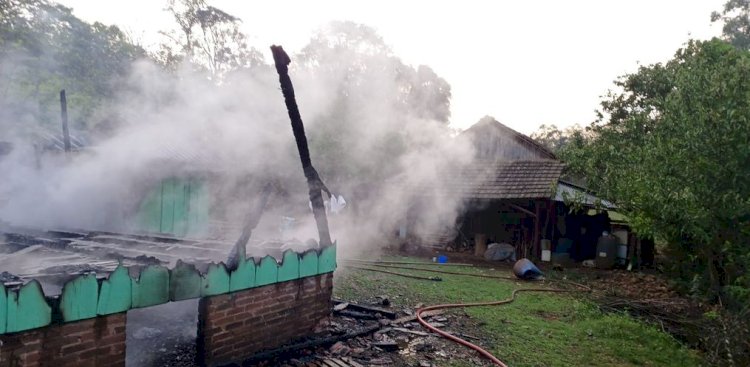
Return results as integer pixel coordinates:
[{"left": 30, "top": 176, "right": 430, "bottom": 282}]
[
  {"left": 541, "top": 249, "right": 551, "bottom": 262},
  {"left": 617, "top": 244, "right": 628, "bottom": 260}
]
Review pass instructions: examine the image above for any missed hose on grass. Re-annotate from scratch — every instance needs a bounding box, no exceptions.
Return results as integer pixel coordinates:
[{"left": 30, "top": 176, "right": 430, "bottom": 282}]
[
  {"left": 342, "top": 264, "right": 442, "bottom": 281},
  {"left": 416, "top": 286, "right": 588, "bottom": 367},
  {"left": 343, "top": 259, "right": 475, "bottom": 267},
  {"left": 346, "top": 260, "right": 591, "bottom": 366},
  {"left": 356, "top": 262, "right": 516, "bottom": 280}
]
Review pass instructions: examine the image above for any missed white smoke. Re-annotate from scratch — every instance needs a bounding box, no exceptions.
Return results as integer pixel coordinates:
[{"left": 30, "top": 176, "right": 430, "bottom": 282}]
[{"left": 0, "top": 24, "right": 477, "bottom": 262}]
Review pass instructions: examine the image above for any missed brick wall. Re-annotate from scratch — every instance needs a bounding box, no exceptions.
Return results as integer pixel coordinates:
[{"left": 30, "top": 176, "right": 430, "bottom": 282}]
[
  {"left": 197, "top": 272, "right": 333, "bottom": 366},
  {"left": 0, "top": 312, "right": 126, "bottom": 367}
]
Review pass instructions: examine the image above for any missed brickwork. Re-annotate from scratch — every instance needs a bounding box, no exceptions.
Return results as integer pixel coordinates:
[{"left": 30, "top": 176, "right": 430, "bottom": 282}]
[
  {"left": 198, "top": 273, "right": 333, "bottom": 366},
  {"left": 0, "top": 312, "right": 126, "bottom": 367}
]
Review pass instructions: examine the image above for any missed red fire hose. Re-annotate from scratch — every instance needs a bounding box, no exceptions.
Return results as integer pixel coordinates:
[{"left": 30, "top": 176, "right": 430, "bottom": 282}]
[
  {"left": 346, "top": 260, "right": 590, "bottom": 366},
  {"left": 415, "top": 286, "right": 584, "bottom": 367}
]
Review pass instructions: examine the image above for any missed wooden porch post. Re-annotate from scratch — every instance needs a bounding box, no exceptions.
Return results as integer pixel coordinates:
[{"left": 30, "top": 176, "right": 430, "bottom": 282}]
[{"left": 532, "top": 201, "right": 542, "bottom": 259}]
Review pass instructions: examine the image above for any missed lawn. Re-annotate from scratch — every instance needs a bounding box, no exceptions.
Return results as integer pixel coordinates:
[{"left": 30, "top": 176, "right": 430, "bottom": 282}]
[{"left": 334, "top": 257, "right": 702, "bottom": 367}]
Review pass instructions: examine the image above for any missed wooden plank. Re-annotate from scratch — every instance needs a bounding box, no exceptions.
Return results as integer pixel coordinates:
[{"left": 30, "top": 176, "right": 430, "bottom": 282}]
[
  {"left": 187, "top": 178, "right": 210, "bottom": 236},
  {"left": 255, "top": 256, "right": 278, "bottom": 287},
  {"left": 59, "top": 273, "right": 98, "bottom": 322},
  {"left": 0, "top": 284, "right": 6, "bottom": 333},
  {"left": 320, "top": 359, "right": 341, "bottom": 367},
  {"left": 201, "top": 263, "right": 230, "bottom": 296},
  {"left": 318, "top": 244, "right": 337, "bottom": 274},
  {"left": 344, "top": 358, "right": 365, "bottom": 367},
  {"left": 229, "top": 256, "right": 256, "bottom": 292},
  {"left": 299, "top": 250, "right": 318, "bottom": 278},
  {"left": 277, "top": 250, "right": 300, "bottom": 283},
  {"left": 6, "top": 280, "right": 51, "bottom": 333},
  {"left": 160, "top": 178, "right": 176, "bottom": 234},
  {"left": 172, "top": 179, "right": 189, "bottom": 236},
  {"left": 332, "top": 300, "right": 397, "bottom": 319},
  {"left": 170, "top": 261, "right": 201, "bottom": 301},
  {"left": 329, "top": 358, "right": 351, "bottom": 367},
  {"left": 132, "top": 265, "right": 169, "bottom": 308},
  {"left": 97, "top": 265, "right": 132, "bottom": 315},
  {"left": 136, "top": 185, "right": 162, "bottom": 233}
]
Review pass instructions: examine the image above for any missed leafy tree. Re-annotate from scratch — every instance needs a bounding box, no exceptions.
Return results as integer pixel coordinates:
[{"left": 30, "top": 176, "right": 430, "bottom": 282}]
[
  {"left": 157, "top": 0, "right": 263, "bottom": 79},
  {"left": 0, "top": 0, "right": 144, "bottom": 131},
  {"left": 296, "top": 21, "right": 452, "bottom": 186},
  {"left": 530, "top": 123, "right": 583, "bottom": 153},
  {"left": 712, "top": 0, "right": 750, "bottom": 49},
  {"left": 562, "top": 39, "right": 750, "bottom": 308}
]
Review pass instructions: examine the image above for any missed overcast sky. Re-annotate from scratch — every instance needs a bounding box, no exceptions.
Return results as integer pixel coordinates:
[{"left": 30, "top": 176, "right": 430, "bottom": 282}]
[{"left": 59, "top": 0, "right": 724, "bottom": 134}]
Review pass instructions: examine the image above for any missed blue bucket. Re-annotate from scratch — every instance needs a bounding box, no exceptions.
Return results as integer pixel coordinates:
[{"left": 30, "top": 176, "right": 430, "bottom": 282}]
[{"left": 437, "top": 255, "right": 448, "bottom": 264}]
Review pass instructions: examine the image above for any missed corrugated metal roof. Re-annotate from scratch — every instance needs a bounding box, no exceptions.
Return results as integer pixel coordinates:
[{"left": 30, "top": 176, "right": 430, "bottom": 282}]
[{"left": 555, "top": 181, "right": 616, "bottom": 209}]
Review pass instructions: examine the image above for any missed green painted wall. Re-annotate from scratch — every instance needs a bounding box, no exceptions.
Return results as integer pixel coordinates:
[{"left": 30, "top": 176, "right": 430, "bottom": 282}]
[
  {"left": 0, "top": 245, "right": 337, "bottom": 334},
  {"left": 136, "top": 177, "right": 209, "bottom": 237}
]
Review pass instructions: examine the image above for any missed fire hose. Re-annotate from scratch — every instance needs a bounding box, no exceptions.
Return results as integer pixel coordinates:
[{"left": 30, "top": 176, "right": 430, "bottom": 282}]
[
  {"left": 342, "top": 264, "right": 442, "bottom": 281},
  {"left": 345, "top": 260, "right": 591, "bottom": 366}
]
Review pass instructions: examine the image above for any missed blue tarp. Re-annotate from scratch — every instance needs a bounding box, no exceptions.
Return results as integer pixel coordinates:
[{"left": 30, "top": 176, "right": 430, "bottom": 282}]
[{"left": 512, "top": 258, "right": 544, "bottom": 280}]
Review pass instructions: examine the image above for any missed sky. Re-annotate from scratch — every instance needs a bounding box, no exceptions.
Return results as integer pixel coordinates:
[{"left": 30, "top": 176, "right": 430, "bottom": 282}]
[{"left": 58, "top": 0, "right": 725, "bottom": 134}]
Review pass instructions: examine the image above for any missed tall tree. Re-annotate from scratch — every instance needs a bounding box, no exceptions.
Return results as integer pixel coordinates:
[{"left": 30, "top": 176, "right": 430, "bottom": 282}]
[
  {"left": 157, "top": 0, "right": 263, "bottom": 79},
  {"left": 712, "top": 0, "right": 750, "bottom": 49},
  {"left": 296, "top": 21, "right": 452, "bottom": 185},
  {"left": 0, "top": 0, "right": 144, "bottom": 131},
  {"left": 562, "top": 39, "right": 750, "bottom": 308},
  {"left": 530, "top": 123, "right": 583, "bottom": 153}
]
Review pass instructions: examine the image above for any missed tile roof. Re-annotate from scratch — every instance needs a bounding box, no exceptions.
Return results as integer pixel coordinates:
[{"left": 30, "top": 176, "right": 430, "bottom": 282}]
[
  {"left": 461, "top": 117, "right": 557, "bottom": 160},
  {"left": 434, "top": 160, "right": 565, "bottom": 200}
]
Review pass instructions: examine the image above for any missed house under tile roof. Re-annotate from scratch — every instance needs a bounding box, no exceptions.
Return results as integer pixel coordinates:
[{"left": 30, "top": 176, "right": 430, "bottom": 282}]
[{"left": 426, "top": 160, "right": 566, "bottom": 200}]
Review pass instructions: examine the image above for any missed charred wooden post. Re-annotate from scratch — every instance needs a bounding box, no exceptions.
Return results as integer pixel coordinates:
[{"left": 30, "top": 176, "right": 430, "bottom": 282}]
[
  {"left": 270, "top": 45, "right": 332, "bottom": 247},
  {"left": 226, "top": 183, "right": 273, "bottom": 269},
  {"left": 59, "top": 89, "right": 71, "bottom": 153}
]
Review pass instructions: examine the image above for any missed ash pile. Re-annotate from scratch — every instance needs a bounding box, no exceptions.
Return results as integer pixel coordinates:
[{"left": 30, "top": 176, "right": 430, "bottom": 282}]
[{"left": 257, "top": 298, "right": 495, "bottom": 367}]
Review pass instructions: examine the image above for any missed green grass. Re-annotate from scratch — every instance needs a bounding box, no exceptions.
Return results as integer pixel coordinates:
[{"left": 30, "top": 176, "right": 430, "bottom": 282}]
[{"left": 335, "top": 258, "right": 702, "bottom": 367}]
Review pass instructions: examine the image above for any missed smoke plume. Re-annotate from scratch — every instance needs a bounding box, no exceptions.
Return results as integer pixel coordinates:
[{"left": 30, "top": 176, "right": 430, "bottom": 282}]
[{"left": 0, "top": 22, "right": 476, "bottom": 262}]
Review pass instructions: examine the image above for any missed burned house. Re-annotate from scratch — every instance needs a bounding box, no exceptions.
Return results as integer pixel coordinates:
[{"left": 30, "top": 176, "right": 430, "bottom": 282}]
[
  {"left": 0, "top": 143, "right": 337, "bottom": 367},
  {"left": 0, "top": 135, "right": 336, "bottom": 366},
  {"left": 0, "top": 48, "right": 341, "bottom": 366}
]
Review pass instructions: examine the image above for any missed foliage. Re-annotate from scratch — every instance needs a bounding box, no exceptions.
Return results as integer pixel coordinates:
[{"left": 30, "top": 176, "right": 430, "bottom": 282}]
[
  {"left": 529, "top": 123, "right": 583, "bottom": 153},
  {"left": 561, "top": 39, "right": 750, "bottom": 309},
  {"left": 712, "top": 0, "right": 750, "bottom": 49},
  {"left": 336, "top": 258, "right": 701, "bottom": 367},
  {"left": 296, "top": 21, "right": 453, "bottom": 185},
  {"left": 156, "top": 0, "right": 264, "bottom": 79},
  {"left": 0, "top": 0, "right": 145, "bottom": 131}
]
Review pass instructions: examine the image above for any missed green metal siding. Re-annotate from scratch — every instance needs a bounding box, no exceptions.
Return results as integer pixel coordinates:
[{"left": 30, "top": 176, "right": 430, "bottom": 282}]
[{"left": 136, "top": 177, "right": 209, "bottom": 237}]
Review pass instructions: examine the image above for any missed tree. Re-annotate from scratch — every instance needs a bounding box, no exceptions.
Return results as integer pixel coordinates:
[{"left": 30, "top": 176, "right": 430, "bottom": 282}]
[
  {"left": 530, "top": 123, "right": 583, "bottom": 153},
  {"left": 296, "top": 21, "right": 453, "bottom": 186},
  {"left": 712, "top": 0, "right": 750, "bottom": 49},
  {"left": 157, "top": 0, "right": 263, "bottom": 79},
  {"left": 0, "top": 0, "right": 144, "bottom": 131},
  {"left": 562, "top": 39, "right": 750, "bottom": 308}
]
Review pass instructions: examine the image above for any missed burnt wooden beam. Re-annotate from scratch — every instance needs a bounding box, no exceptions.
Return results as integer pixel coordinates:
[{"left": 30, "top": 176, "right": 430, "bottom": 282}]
[
  {"left": 226, "top": 183, "right": 274, "bottom": 270},
  {"left": 332, "top": 299, "right": 397, "bottom": 319},
  {"left": 270, "top": 45, "right": 332, "bottom": 247}
]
